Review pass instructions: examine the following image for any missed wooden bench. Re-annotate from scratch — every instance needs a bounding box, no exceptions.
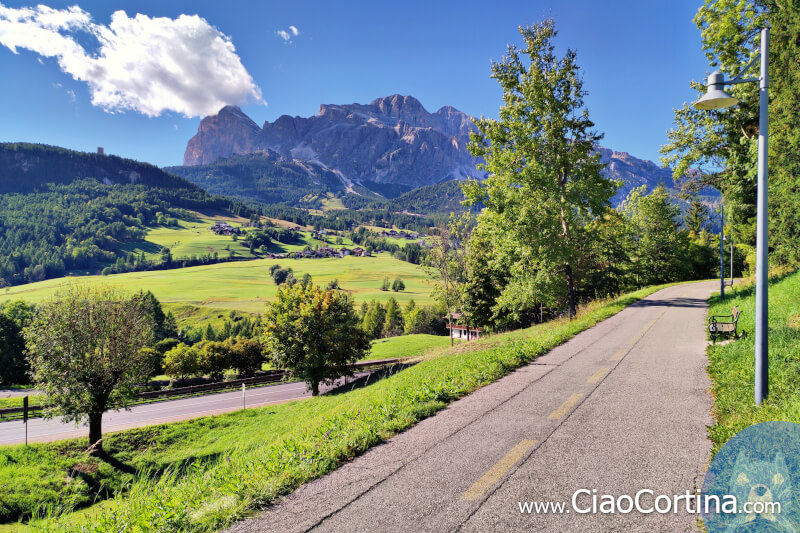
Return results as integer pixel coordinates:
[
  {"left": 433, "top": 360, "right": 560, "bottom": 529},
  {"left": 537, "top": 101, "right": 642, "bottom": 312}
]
[{"left": 709, "top": 306, "right": 741, "bottom": 342}]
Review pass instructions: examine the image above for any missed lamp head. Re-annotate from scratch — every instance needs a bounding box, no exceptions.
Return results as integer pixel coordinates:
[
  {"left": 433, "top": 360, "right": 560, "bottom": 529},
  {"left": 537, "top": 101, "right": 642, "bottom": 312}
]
[{"left": 693, "top": 71, "right": 739, "bottom": 110}]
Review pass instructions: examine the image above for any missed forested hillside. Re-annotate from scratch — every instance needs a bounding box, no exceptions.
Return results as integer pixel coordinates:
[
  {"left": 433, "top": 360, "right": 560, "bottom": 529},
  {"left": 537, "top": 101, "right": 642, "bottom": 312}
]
[
  {"left": 0, "top": 144, "right": 243, "bottom": 287},
  {"left": 165, "top": 152, "right": 346, "bottom": 206}
]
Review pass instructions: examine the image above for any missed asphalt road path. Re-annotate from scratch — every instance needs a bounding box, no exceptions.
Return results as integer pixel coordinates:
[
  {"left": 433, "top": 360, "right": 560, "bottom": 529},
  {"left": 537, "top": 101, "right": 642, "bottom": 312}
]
[
  {"left": 228, "top": 282, "right": 715, "bottom": 532},
  {"left": 0, "top": 376, "right": 363, "bottom": 446}
]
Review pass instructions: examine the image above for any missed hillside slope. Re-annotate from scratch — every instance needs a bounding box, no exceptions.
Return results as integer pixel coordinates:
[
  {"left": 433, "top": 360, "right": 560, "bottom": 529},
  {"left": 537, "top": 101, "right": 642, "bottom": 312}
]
[{"left": 0, "top": 144, "right": 237, "bottom": 287}]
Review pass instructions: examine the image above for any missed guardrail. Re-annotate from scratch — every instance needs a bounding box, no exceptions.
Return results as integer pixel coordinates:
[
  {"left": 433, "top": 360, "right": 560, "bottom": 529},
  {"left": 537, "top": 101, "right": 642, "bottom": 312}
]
[{"left": 0, "top": 358, "right": 401, "bottom": 421}]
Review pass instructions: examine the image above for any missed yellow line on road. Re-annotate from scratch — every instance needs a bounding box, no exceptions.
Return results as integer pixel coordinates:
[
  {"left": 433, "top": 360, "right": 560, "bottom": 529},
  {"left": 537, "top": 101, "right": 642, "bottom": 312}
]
[
  {"left": 610, "top": 348, "right": 627, "bottom": 361},
  {"left": 587, "top": 367, "right": 610, "bottom": 384},
  {"left": 461, "top": 439, "right": 537, "bottom": 501},
  {"left": 548, "top": 393, "right": 584, "bottom": 420}
]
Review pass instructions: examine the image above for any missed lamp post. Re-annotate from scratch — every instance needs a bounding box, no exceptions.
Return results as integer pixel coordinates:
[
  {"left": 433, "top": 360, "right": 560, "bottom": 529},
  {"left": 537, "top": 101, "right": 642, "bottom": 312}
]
[
  {"left": 693, "top": 27, "right": 769, "bottom": 405},
  {"left": 720, "top": 203, "right": 725, "bottom": 300}
]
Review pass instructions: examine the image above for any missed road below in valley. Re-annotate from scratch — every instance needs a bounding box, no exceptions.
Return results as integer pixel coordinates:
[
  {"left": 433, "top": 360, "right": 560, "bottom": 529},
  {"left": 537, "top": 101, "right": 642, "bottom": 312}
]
[{"left": 0, "top": 375, "right": 366, "bottom": 446}]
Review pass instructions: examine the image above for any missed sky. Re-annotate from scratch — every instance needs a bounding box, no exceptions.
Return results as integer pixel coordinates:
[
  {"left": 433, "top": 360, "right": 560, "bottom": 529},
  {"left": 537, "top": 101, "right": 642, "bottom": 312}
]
[{"left": 0, "top": 0, "right": 712, "bottom": 168}]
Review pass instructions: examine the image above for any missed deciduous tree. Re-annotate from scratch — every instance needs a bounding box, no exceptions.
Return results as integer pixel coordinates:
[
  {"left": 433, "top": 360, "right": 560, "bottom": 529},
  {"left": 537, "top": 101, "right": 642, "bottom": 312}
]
[
  {"left": 262, "top": 283, "right": 369, "bottom": 396},
  {"left": 464, "top": 20, "right": 615, "bottom": 317},
  {"left": 24, "top": 285, "right": 154, "bottom": 452}
]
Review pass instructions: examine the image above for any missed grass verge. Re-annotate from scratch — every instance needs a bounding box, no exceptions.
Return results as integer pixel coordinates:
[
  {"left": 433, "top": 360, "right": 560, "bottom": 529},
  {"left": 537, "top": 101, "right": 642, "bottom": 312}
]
[
  {"left": 4, "top": 282, "right": 677, "bottom": 531},
  {"left": 706, "top": 269, "right": 800, "bottom": 455}
]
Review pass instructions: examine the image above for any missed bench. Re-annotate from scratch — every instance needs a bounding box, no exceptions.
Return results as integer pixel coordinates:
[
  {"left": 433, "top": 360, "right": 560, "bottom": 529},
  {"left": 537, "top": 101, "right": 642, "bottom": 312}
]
[{"left": 709, "top": 306, "right": 741, "bottom": 343}]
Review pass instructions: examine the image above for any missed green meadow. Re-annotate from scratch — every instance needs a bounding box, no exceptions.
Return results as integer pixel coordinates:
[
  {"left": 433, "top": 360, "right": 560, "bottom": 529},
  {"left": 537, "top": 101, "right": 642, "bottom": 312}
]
[
  {"left": 706, "top": 269, "right": 800, "bottom": 454},
  {"left": 365, "top": 334, "right": 451, "bottom": 361},
  {"left": 0, "top": 254, "right": 433, "bottom": 322}
]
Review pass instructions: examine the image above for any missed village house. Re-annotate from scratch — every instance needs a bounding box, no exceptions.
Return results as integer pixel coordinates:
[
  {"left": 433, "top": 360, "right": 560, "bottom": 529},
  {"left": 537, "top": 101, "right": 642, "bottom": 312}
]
[{"left": 444, "top": 312, "right": 482, "bottom": 341}]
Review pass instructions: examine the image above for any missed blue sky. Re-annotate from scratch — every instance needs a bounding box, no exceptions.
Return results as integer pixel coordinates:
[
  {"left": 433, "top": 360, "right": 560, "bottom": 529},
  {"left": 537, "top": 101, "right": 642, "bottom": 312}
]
[{"left": 0, "top": 0, "right": 710, "bottom": 168}]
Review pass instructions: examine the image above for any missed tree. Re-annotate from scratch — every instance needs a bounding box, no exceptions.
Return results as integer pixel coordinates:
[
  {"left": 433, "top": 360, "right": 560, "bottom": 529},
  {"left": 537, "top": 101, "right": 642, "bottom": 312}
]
[
  {"left": 0, "top": 300, "right": 34, "bottom": 384},
  {"left": 380, "top": 277, "right": 390, "bottom": 291},
  {"left": 164, "top": 343, "right": 200, "bottom": 379},
  {"left": 230, "top": 338, "right": 264, "bottom": 376},
  {"left": 383, "top": 297, "right": 404, "bottom": 337},
  {"left": 621, "top": 186, "right": 692, "bottom": 286},
  {"left": 197, "top": 341, "right": 231, "bottom": 379},
  {"left": 361, "top": 300, "right": 386, "bottom": 339},
  {"left": 661, "top": 0, "right": 800, "bottom": 265},
  {"left": 391, "top": 278, "right": 405, "bottom": 292},
  {"left": 463, "top": 20, "right": 615, "bottom": 317},
  {"left": 135, "top": 290, "right": 176, "bottom": 340},
  {"left": 262, "top": 283, "right": 369, "bottom": 396},
  {"left": 24, "top": 285, "right": 154, "bottom": 452},
  {"left": 684, "top": 196, "right": 710, "bottom": 234}
]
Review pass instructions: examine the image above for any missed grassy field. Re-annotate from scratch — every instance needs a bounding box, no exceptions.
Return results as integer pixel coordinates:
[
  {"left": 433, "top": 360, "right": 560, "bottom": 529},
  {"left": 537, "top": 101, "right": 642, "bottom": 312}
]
[
  {"left": 0, "top": 254, "right": 432, "bottom": 323},
  {"left": 0, "top": 282, "right": 676, "bottom": 531},
  {"left": 365, "top": 334, "right": 451, "bottom": 361},
  {"left": 706, "top": 269, "right": 800, "bottom": 454}
]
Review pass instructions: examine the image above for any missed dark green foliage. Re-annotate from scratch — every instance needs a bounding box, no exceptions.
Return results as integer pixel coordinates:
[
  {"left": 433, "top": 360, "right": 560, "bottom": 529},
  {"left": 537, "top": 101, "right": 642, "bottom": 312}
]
[
  {"left": 166, "top": 153, "right": 345, "bottom": 206},
  {"left": 0, "top": 143, "right": 200, "bottom": 194},
  {"left": 340, "top": 180, "right": 469, "bottom": 214},
  {"left": 229, "top": 338, "right": 264, "bottom": 376},
  {"left": 391, "top": 278, "right": 405, "bottom": 291},
  {"left": 0, "top": 300, "right": 34, "bottom": 384},
  {"left": 0, "top": 144, "right": 237, "bottom": 287}
]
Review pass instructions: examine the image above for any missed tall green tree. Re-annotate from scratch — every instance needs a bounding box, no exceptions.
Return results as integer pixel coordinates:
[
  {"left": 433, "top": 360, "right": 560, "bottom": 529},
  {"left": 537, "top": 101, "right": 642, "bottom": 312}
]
[
  {"left": 464, "top": 20, "right": 616, "bottom": 317},
  {"left": 383, "top": 297, "right": 404, "bottom": 337},
  {"left": 0, "top": 300, "right": 34, "bottom": 384},
  {"left": 661, "top": 0, "right": 800, "bottom": 264},
  {"left": 262, "top": 283, "right": 369, "bottom": 396},
  {"left": 621, "top": 186, "right": 692, "bottom": 286},
  {"left": 24, "top": 286, "right": 154, "bottom": 452}
]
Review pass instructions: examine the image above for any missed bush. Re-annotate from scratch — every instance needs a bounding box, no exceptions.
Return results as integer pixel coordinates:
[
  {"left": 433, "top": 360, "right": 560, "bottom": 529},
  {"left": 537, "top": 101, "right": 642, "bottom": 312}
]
[
  {"left": 391, "top": 278, "right": 405, "bottom": 291},
  {"left": 230, "top": 338, "right": 264, "bottom": 376}
]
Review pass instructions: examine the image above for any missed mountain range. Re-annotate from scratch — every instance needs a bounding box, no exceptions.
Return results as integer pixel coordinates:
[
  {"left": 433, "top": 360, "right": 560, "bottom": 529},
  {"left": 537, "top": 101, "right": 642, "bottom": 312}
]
[{"left": 179, "top": 95, "right": 708, "bottom": 206}]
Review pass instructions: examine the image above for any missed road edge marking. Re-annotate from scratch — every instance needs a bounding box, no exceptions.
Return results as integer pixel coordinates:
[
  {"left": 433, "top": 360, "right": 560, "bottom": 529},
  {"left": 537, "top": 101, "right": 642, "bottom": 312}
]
[{"left": 461, "top": 439, "right": 537, "bottom": 501}]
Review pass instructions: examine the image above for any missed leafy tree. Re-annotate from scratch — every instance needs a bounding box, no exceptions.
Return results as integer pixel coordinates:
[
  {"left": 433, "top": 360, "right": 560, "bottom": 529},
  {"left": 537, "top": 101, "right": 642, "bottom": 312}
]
[
  {"left": 135, "top": 290, "right": 177, "bottom": 341},
  {"left": 300, "top": 272, "right": 313, "bottom": 288},
  {"left": 661, "top": 0, "right": 800, "bottom": 265},
  {"left": 383, "top": 297, "right": 404, "bottom": 337},
  {"left": 164, "top": 343, "right": 200, "bottom": 380},
  {"left": 24, "top": 285, "right": 154, "bottom": 452},
  {"left": 463, "top": 20, "right": 615, "bottom": 317},
  {"left": 272, "top": 267, "right": 293, "bottom": 285},
  {"left": 230, "top": 338, "right": 264, "bottom": 376},
  {"left": 0, "top": 300, "right": 34, "bottom": 384},
  {"left": 380, "top": 277, "right": 390, "bottom": 291},
  {"left": 262, "top": 283, "right": 369, "bottom": 395},
  {"left": 361, "top": 300, "right": 386, "bottom": 339},
  {"left": 391, "top": 278, "right": 405, "bottom": 291},
  {"left": 621, "top": 186, "right": 691, "bottom": 286},
  {"left": 425, "top": 216, "right": 471, "bottom": 344},
  {"left": 684, "top": 197, "right": 710, "bottom": 234},
  {"left": 327, "top": 278, "right": 340, "bottom": 290},
  {"left": 197, "top": 341, "right": 231, "bottom": 379}
]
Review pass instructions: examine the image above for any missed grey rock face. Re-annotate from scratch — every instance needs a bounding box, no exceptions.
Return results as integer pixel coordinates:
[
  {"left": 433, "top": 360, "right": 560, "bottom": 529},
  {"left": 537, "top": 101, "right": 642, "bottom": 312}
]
[{"left": 183, "top": 95, "right": 483, "bottom": 188}]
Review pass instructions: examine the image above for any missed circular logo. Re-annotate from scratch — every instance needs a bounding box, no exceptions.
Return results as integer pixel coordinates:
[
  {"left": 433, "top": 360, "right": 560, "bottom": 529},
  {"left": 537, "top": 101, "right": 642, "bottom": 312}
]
[{"left": 703, "top": 421, "right": 800, "bottom": 532}]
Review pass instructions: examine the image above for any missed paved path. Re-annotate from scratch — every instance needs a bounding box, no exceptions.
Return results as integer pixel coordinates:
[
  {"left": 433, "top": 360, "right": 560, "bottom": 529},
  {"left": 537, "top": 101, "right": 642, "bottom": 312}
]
[
  {"left": 0, "top": 376, "right": 363, "bottom": 446},
  {"left": 228, "top": 282, "right": 715, "bottom": 532}
]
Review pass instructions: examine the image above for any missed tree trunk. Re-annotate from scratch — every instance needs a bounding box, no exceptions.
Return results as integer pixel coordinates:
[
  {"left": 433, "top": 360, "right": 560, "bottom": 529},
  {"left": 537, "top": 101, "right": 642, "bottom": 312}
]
[
  {"left": 88, "top": 412, "right": 103, "bottom": 454},
  {"left": 448, "top": 312, "right": 454, "bottom": 347},
  {"left": 311, "top": 380, "right": 320, "bottom": 396},
  {"left": 565, "top": 263, "right": 576, "bottom": 318}
]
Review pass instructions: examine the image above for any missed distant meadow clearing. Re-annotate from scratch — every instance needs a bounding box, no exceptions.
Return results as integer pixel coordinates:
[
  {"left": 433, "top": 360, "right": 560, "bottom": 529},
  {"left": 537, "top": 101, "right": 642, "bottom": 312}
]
[{"left": 0, "top": 254, "right": 433, "bottom": 322}]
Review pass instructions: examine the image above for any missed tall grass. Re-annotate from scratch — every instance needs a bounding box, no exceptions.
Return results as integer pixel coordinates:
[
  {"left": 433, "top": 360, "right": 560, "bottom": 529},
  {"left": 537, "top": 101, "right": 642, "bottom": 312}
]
[
  {"left": 706, "top": 270, "right": 800, "bottom": 454},
  {"left": 8, "top": 283, "right": 676, "bottom": 532}
]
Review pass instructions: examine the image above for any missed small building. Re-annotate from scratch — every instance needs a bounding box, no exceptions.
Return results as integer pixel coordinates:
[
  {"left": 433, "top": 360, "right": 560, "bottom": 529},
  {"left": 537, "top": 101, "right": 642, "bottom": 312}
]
[{"left": 444, "top": 312, "right": 482, "bottom": 341}]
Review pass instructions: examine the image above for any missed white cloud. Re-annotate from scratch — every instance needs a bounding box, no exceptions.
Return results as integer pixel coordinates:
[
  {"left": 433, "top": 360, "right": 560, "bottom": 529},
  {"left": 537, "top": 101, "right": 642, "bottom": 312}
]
[
  {"left": 289, "top": 25, "right": 298, "bottom": 36},
  {"left": 0, "top": 3, "right": 264, "bottom": 117},
  {"left": 276, "top": 29, "right": 290, "bottom": 41}
]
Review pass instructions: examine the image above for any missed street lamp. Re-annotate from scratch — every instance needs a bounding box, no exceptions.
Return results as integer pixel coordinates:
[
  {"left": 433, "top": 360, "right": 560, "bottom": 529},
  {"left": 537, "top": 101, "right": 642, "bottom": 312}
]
[{"left": 693, "top": 28, "right": 769, "bottom": 405}]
